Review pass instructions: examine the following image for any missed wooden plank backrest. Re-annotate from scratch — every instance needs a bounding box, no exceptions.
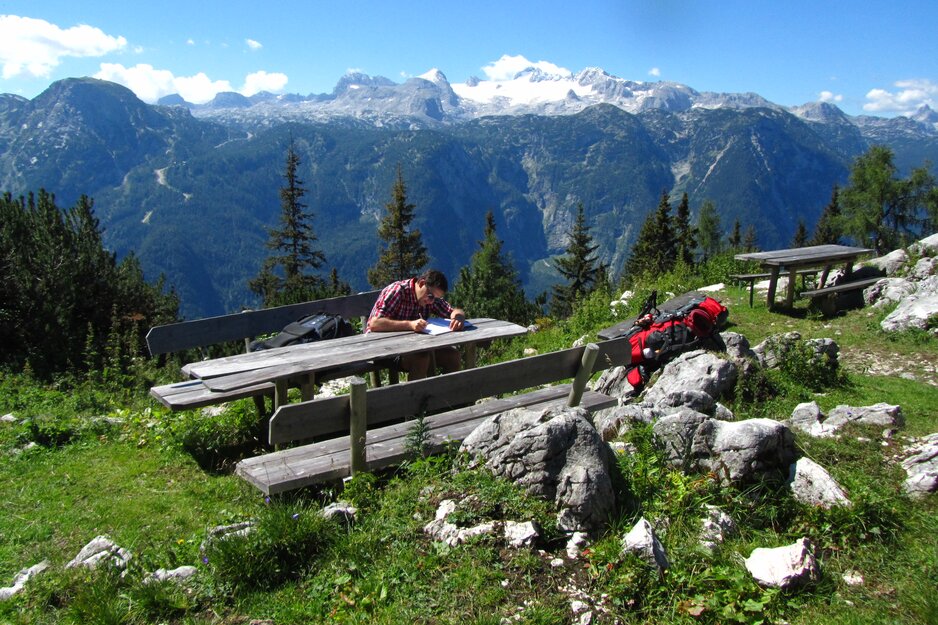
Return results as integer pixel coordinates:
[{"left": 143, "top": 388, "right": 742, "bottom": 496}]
[
  {"left": 268, "top": 336, "right": 632, "bottom": 445},
  {"left": 146, "top": 290, "right": 381, "bottom": 356}
]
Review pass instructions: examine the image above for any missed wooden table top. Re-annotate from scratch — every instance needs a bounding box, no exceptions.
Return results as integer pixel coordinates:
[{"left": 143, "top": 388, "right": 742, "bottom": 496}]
[
  {"left": 182, "top": 318, "right": 528, "bottom": 392},
  {"left": 735, "top": 244, "right": 872, "bottom": 268}
]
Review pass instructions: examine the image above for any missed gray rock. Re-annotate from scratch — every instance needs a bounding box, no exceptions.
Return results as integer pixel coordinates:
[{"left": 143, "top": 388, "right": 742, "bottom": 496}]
[
  {"left": 1, "top": 413, "right": 15, "bottom": 424},
  {"left": 66, "top": 536, "right": 132, "bottom": 573},
  {"left": 825, "top": 403, "right": 904, "bottom": 430},
  {"left": 592, "top": 404, "right": 653, "bottom": 441},
  {"left": 654, "top": 414, "right": 797, "bottom": 485},
  {"left": 911, "top": 256, "right": 938, "bottom": 280},
  {"left": 504, "top": 521, "right": 540, "bottom": 548},
  {"left": 0, "top": 561, "right": 50, "bottom": 601},
  {"left": 864, "top": 277, "right": 917, "bottom": 308},
  {"left": 652, "top": 389, "right": 716, "bottom": 415},
  {"left": 144, "top": 565, "right": 198, "bottom": 585},
  {"left": 699, "top": 505, "right": 737, "bottom": 553},
  {"left": 881, "top": 293, "right": 938, "bottom": 333},
  {"left": 461, "top": 406, "right": 615, "bottom": 534},
  {"left": 745, "top": 538, "right": 820, "bottom": 589},
  {"left": 642, "top": 350, "right": 738, "bottom": 407},
  {"left": 621, "top": 518, "right": 669, "bottom": 571},
  {"left": 909, "top": 232, "right": 938, "bottom": 256},
  {"left": 721, "top": 332, "right": 756, "bottom": 362},
  {"left": 900, "top": 433, "right": 938, "bottom": 498},
  {"left": 753, "top": 333, "right": 840, "bottom": 370},
  {"left": 864, "top": 249, "right": 909, "bottom": 276},
  {"left": 592, "top": 365, "right": 638, "bottom": 401},
  {"left": 788, "top": 401, "right": 824, "bottom": 434},
  {"left": 320, "top": 501, "right": 358, "bottom": 524},
  {"left": 566, "top": 531, "right": 590, "bottom": 559},
  {"left": 787, "top": 457, "right": 851, "bottom": 508}
]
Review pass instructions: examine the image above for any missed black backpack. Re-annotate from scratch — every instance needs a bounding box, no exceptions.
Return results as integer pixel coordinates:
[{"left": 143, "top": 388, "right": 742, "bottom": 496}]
[{"left": 248, "top": 313, "right": 355, "bottom": 352}]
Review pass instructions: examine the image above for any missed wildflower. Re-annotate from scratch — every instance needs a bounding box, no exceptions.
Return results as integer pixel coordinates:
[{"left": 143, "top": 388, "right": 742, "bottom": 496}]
[
  {"left": 264, "top": 496, "right": 271, "bottom": 504},
  {"left": 292, "top": 513, "right": 300, "bottom": 520},
  {"left": 202, "top": 555, "right": 209, "bottom": 564}
]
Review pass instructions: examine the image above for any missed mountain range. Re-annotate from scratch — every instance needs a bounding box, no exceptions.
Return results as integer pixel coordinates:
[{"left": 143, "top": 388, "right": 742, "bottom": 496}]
[{"left": 1, "top": 65, "right": 937, "bottom": 319}]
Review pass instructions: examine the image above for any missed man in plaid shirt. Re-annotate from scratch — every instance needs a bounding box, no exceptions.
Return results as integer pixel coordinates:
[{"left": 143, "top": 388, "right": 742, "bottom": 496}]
[{"left": 367, "top": 269, "right": 466, "bottom": 379}]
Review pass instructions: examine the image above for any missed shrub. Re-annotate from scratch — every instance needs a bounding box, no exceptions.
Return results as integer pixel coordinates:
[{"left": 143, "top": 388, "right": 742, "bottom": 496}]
[{"left": 203, "top": 501, "right": 338, "bottom": 593}]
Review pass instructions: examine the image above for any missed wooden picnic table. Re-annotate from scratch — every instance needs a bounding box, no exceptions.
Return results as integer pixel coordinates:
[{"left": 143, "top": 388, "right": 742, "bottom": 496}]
[
  {"left": 734, "top": 244, "right": 872, "bottom": 309},
  {"left": 151, "top": 318, "right": 528, "bottom": 412}
]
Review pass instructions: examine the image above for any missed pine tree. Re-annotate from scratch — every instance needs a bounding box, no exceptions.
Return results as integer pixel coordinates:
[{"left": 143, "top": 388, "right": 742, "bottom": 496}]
[
  {"left": 624, "top": 190, "right": 678, "bottom": 282},
  {"left": 743, "top": 224, "right": 759, "bottom": 252},
  {"left": 550, "top": 203, "right": 601, "bottom": 318},
  {"left": 249, "top": 140, "right": 327, "bottom": 307},
  {"left": 451, "top": 211, "right": 537, "bottom": 324},
  {"left": 792, "top": 219, "right": 809, "bottom": 247},
  {"left": 841, "top": 146, "right": 938, "bottom": 253},
  {"left": 696, "top": 200, "right": 723, "bottom": 260},
  {"left": 673, "top": 192, "right": 697, "bottom": 265},
  {"left": 368, "top": 165, "right": 429, "bottom": 287},
  {"left": 727, "top": 219, "right": 742, "bottom": 250},
  {"left": 810, "top": 185, "right": 843, "bottom": 245}
]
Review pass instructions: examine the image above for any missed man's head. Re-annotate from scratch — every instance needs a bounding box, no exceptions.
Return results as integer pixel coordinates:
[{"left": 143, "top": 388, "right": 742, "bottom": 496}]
[{"left": 414, "top": 269, "right": 448, "bottom": 306}]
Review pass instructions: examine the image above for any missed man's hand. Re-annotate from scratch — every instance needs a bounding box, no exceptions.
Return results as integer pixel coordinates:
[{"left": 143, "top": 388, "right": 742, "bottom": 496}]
[
  {"left": 448, "top": 311, "right": 466, "bottom": 331},
  {"left": 412, "top": 318, "right": 428, "bottom": 333}
]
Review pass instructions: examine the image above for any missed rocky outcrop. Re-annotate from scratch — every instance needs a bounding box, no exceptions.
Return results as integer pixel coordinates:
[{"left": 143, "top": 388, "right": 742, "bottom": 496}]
[
  {"left": 460, "top": 406, "right": 616, "bottom": 534},
  {"left": 787, "top": 457, "right": 851, "bottom": 508},
  {"left": 653, "top": 411, "right": 797, "bottom": 485},
  {"left": 900, "top": 433, "right": 938, "bottom": 498}
]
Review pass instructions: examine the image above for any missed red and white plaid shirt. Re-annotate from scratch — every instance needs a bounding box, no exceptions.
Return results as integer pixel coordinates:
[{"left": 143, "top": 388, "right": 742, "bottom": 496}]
[{"left": 366, "top": 278, "right": 454, "bottom": 332}]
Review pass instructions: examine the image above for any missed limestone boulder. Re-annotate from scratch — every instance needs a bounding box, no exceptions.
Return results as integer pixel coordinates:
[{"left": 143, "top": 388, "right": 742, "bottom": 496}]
[
  {"left": 745, "top": 538, "right": 820, "bottom": 589},
  {"left": 461, "top": 406, "right": 615, "bottom": 534}
]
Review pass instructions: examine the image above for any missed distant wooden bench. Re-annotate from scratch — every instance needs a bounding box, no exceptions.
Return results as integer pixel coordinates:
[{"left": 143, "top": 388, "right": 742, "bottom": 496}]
[
  {"left": 730, "top": 269, "right": 818, "bottom": 307},
  {"left": 235, "top": 337, "right": 632, "bottom": 494},
  {"left": 147, "top": 290, "right": 383, "bottom": 413},
  {"left": 799, "top": 277, "right": 882, "bottom": 316}
]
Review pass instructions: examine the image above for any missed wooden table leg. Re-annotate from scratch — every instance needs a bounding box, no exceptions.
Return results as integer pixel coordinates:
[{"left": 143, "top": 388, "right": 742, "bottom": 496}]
[
  {"left": 274, "top": 379, "right": 289, "bottom": 411},
  {"left": 766, "top": 267, "right": 781, "bottom": 309},
  {"left": 464, "top": 342, "right": 477, "bottom": 369},
  {"left": 785, "top": 268, "right": 798, "bottom": 309}
]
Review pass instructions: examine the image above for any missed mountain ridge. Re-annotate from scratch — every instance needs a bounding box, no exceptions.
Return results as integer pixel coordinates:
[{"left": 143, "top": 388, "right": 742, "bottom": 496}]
[{"left": 1, "top": 73, "right": 936, "bottom": 319}]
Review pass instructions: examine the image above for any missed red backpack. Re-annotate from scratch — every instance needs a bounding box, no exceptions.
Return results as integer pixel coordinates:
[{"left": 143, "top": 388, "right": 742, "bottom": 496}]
[{"left": 613, "top": 291, "right": 728, "bottom": 391}]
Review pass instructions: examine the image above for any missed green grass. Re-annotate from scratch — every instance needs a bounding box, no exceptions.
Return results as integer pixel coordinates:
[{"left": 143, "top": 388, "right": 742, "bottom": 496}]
[{"left": 1, "top": 274, "right": 936, "bottom": 624}]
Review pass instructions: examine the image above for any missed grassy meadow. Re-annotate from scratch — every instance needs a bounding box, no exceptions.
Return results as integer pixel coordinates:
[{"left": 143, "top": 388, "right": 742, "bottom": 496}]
[{"left": 1, "top": 269, "right": 936, "bottom": 625}]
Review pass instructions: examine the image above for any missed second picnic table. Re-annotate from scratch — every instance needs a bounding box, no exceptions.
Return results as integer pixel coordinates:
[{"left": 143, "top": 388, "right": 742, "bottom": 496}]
[{"left": 734, "top": 244, "right": 873, "bottom": 309}]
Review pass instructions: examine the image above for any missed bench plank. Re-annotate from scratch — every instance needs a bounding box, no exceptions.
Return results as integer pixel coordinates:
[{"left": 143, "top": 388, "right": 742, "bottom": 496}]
[
  {"left": 149, "top": 379, "right": 274, "bottom": 410},
  {"left": 237, "top": 388, "right": 617, "bottom": 494},
  {"left": 799, "top": 277, "right": 881, "bottom": 298},
  {"left": 146, "top": 290, "right": 380, "bottom": 356},
  {"left": 268, "top": 336, "right": 633, "bottom": 445}
]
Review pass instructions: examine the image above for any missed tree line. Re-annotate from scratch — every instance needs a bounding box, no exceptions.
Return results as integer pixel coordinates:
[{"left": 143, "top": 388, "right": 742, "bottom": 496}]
[
  {"left": 0, "top": 190, "right": 179, "bottom": 380},
  {"left": 3, "top": 144, "right": 935, "bottom": 380}
]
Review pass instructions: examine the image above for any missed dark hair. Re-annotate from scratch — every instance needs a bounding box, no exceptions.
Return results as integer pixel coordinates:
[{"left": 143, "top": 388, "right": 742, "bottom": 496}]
[{"left": 419, "top": 269, "right": 448, "bottom": 292}]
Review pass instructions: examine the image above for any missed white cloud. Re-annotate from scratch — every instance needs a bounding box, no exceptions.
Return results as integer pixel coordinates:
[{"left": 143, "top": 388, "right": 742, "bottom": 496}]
[
  {"left": 648, "top": 67, "right": 661, "bottom": 77},
  {"left": 864, "top": 78, "right": 937, "bottom": 114},
  {"left": 242, "top": 70, "right": 287, "bottom": 95},
  {"left": 93, "top": 62, "right": 288, "bottom": 103},
  {"left": 186, "top": 38, "right": 196, "bottom": 46},
  {"left": 246, "top": 38, "right": 262, "bottom": 51},
  {"left": 818, "top": 90, "right": 843, "bottom": 103},
  {"left": 481, "top": 54, "right": 571, "bottom": 81},
  {"left": 0, "top": 15, "right": 126, "bottom": 79}
]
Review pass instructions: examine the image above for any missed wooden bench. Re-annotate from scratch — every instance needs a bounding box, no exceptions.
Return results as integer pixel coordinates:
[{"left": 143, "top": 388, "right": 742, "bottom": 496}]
[
  {"left": 147, "top": 290, "right": 383, "bottom": 413},
  {"left": 235, "top": 337, "right": 633, "bottom": 494},
  {"left": 799, "top": 277, "right": 882, "bottom": 316},
  {"left": 730, "top": 269, "right": 818, "bottom": 307}
]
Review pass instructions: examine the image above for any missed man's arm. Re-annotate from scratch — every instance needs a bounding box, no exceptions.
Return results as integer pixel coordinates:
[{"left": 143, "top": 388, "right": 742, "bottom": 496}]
[{"left": 368, "top": 316, "right": 427, "bottom": 333}]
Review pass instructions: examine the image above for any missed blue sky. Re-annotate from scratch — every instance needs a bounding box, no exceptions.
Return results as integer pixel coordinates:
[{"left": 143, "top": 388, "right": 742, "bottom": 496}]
[{"left": 1, "top": 0, "right": 936, "bottom": 117}]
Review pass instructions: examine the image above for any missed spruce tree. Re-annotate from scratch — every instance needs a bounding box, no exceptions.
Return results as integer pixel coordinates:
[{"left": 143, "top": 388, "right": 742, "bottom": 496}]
[
  {"left": 727, "top": 219, "right": 742, "bottom": 250},
  {"left": 624, "top": 190, "right": 678, "bottom": 281},
  {"left": 841, "top": 146, "right": 938, "bottom": 253},
  {"left": 249, "top": 140, "right": 327, "bottom": 307},
  {"left": 810, "top": 185, "right": 843, "bottom": 245},
  {"left": 368, "top": 165, "right": 429, "bottom": 287},
  {"left": 451, "top": 211, "right": 537, "bottom": 324},
  {"left": 696, "top": 200, "right": 723, "bottom": 260},
  {"left": 792, "top": 218, "right": 809, "bottom": 247},
  {"left": 743, "top": 224, "right": 759, "bottom": 252},
  {"left": 550, "top": 203, "right": 601, "bottom": 318},
  {"left": 673, "top": 192, "right": 697, "bottom": 265}
]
